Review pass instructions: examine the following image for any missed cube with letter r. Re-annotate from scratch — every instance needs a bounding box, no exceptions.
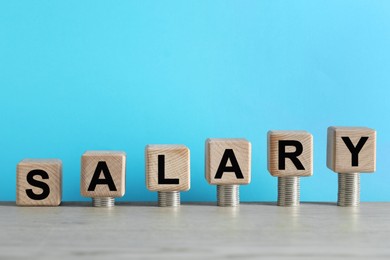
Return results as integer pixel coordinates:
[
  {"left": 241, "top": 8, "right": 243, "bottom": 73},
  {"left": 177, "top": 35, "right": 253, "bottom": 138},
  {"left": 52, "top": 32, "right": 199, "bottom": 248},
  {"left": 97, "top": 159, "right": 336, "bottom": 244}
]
[{"left": 267, "top": 131, "right": 313, "bottom": 177}]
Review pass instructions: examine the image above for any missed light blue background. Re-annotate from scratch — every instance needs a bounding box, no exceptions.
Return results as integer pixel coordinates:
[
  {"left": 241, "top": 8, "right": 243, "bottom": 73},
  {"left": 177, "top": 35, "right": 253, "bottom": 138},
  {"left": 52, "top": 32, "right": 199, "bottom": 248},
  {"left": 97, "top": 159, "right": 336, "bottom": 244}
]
[{"left": 0, "top": 1, "right": 389, "bottom": 202}]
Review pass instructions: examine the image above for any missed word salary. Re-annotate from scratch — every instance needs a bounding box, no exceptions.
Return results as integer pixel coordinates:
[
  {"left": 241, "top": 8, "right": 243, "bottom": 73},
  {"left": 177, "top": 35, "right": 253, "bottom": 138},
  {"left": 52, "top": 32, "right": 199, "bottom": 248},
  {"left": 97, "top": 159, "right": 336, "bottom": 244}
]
[{"left": 15, "top": 126, "right": 376, "bottom": 206}]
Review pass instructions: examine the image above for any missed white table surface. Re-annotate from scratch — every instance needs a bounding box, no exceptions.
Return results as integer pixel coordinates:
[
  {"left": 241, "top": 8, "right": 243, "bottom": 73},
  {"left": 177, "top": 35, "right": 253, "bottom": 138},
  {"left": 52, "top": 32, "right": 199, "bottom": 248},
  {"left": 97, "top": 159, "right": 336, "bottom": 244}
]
[{"left": 0, "top": 202, "right": 389, "bottom": 259}]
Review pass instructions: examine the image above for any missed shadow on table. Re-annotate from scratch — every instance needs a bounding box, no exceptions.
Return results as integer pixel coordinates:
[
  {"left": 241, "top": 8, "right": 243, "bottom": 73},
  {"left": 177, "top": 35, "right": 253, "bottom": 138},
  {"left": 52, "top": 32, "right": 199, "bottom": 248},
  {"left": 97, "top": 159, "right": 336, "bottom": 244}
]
[
  {"left": 60, "top": 202, "right": 157, "bottom": 207},
  {"left": 243, "top": 202, "right": 338, "bottom": 207},
  {"left": 0, "top": 202, "right": 15, "bottom": 206},
  {"left": 0, "top": 201, "right": 342, "bottom": 207},
  {"left": 301, "top": 202, "right": 337, "bottom": 206},
  {"left": 241, "top": 202, "right": 277, "bottom": 206},
  {"left": 117, "top": 202, "right": 218, "bottom": 207}
]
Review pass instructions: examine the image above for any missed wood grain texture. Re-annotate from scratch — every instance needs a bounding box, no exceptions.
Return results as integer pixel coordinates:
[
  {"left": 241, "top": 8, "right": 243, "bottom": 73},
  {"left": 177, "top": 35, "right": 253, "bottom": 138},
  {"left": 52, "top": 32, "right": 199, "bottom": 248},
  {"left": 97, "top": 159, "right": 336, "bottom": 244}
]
[
  {"left": 327, "top": 127, "right": 376, "bottom": 173},
  {"left": 16, "top": 159, "right": 62, "bottom": 206},
  {"left": 267, "top": 131, "right": 313, "bottom": 177},
  {"left": 205, "top": 138, "right": 251, "bottom": 185},
  {"left": 145, "top": 145, "right": 190, "bottom": 192},
  {"left": 81, "top": 151, "right": 126, "bottom": 198}
]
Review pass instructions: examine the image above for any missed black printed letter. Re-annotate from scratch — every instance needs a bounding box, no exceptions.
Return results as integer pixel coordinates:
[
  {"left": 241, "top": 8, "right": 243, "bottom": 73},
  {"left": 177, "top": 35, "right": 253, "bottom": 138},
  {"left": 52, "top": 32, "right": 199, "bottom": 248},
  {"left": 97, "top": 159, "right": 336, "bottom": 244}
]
[
  {"left": 88, "top": 161, "right": 117, "bottom": 191},
  {"left": 278, "top": 140, "right": 305, "bottom": 170},
  {"left": 26, "top": 170, "right": 50, "bottom": 200},
  {"left": 214, "top": 149, "right": 244, "bottom": 179},
  {"left": 158, "top": 155, "right": 179, "bottom": 184},
  {"left": 341, "top": 136, "right": 369, "bottom": 167}
]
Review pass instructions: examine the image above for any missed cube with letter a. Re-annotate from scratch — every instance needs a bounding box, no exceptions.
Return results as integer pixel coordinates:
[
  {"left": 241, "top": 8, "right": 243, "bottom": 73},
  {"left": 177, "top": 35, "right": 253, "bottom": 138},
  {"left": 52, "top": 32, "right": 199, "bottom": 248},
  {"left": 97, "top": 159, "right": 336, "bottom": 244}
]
[
  {"left": 205, "top": 138, "right": 251, "bottom": 185},
  {"left": 81, "top": 151, "right": 126, "bottom": 198}
]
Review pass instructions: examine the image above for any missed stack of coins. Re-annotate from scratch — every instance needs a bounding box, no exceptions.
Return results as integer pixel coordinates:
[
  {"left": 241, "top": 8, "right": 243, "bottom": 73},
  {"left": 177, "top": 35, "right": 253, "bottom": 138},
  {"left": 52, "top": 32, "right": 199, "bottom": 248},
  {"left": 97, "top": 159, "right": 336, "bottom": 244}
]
[
  {"left": 337, "top": 173, "right": 360, "bottom": 207},
  {"left": 278, "top": 176, "right": 300, "bottom": 206}
]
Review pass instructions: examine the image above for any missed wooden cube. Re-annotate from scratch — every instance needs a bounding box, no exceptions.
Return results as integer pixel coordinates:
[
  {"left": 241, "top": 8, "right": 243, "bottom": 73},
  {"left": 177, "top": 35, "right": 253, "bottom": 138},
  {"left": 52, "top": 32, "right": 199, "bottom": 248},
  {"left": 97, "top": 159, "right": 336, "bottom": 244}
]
[
  {"left": 17, "top": 159, "right": 62, "bottom": 206},
  {"left": 145, "top": 145, "right": 190, "bottom": 192},
  {"left": 267, "top": 131, "right": 313, "bottom": 177},
  {"left": 205, "top": 138, "right": 251, "bottom": 185},
  {"left": 81, "top": 151, "right": 126, "bottom": 198},
  {"left": 327, "top": 127, "right": 376, "bottom": 173}
]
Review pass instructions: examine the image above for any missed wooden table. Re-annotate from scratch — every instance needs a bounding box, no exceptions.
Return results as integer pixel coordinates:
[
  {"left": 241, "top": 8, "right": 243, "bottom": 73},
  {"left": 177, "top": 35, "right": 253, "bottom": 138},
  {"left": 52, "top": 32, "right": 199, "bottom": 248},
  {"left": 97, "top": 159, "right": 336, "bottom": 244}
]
[{"left": 1, "top": 202, "right": 389, "bottom": 259}]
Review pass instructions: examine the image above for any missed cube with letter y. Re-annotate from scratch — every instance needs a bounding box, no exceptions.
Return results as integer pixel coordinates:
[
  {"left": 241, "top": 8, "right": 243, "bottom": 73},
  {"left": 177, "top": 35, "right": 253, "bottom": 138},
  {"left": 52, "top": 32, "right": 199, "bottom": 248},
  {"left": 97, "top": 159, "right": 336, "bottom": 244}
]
[
  {"left": 327, "top": 127, "right": 376, "bottom": 173},
  {"left": 327, "top": 126, "right": 376, "bottom": 207},
  {"left": 17, "top": 159, "right": 62, "bottom": 206}
]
